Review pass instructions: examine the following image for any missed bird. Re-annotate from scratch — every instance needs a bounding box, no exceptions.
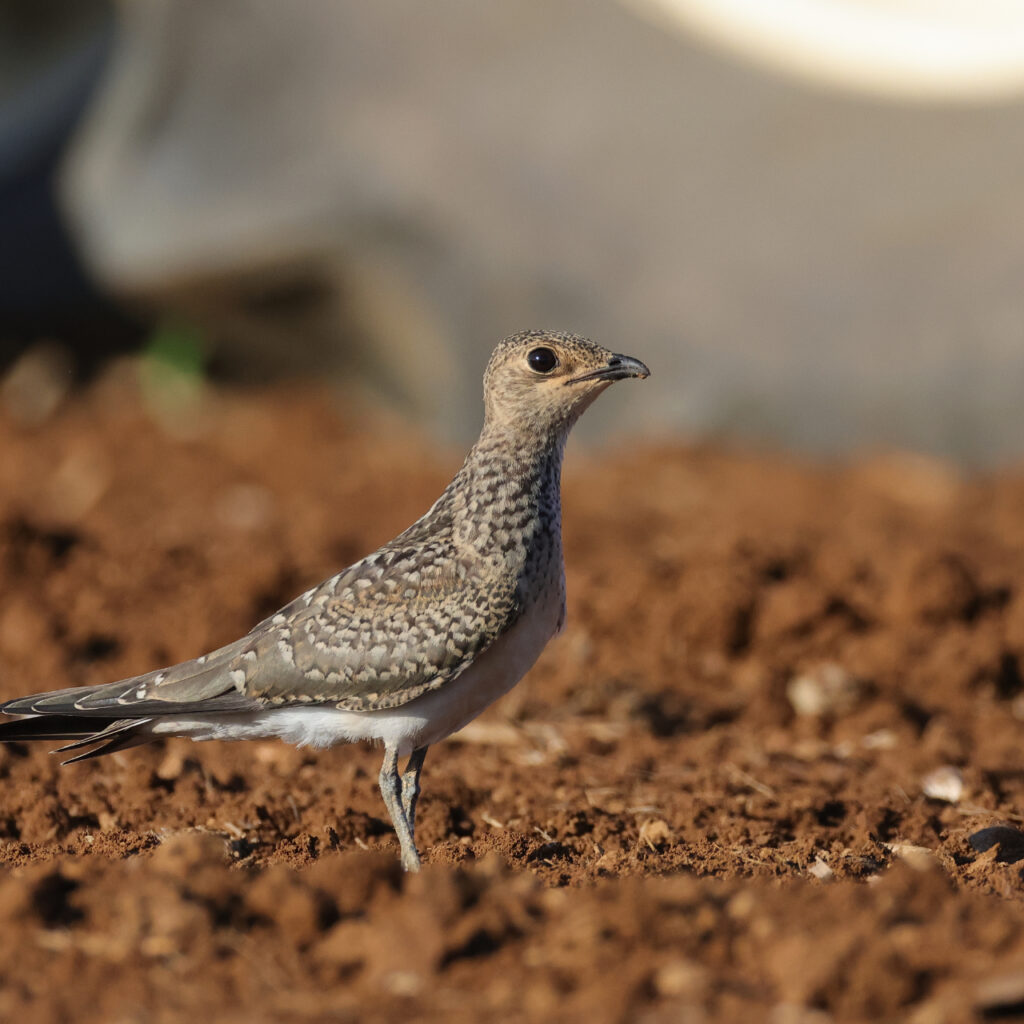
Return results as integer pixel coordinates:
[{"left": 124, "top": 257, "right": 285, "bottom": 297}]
[{"left": 0, "top": 330, "right": 649, "bottom": 871}]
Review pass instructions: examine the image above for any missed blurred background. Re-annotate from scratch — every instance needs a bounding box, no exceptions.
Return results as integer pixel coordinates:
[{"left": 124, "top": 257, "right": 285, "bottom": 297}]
[{"left": 3, "top": 0, "right": 1024, "bottom": 462}]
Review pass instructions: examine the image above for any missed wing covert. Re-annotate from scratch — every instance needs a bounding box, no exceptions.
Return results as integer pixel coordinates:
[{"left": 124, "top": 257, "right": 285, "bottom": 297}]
[{"left": 238, "top": 547, "right": 522, "bottom": 710}]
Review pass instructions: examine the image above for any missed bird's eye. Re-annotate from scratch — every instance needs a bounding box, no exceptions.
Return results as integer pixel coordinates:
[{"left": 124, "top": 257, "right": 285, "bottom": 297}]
[{"left": 527, "top": 347, "right": 558, "bottom": 374}]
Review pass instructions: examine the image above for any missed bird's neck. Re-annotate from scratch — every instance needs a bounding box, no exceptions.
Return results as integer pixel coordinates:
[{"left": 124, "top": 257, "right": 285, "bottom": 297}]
[
  {"left": 467, "top": 421, "right": 566, "bottom": 496},
  {"left": 445, "top": 423, "right": 567, "bottom": 553}
]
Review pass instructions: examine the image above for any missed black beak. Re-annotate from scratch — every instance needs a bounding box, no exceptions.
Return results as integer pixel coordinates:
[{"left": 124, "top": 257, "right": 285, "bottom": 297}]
[{"left": 566, "top": 353, "right": 651, "bottom": 385}]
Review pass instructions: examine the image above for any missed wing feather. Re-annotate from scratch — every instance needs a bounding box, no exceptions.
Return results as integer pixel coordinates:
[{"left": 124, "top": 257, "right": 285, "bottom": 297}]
[
  {"left": 1, "top": 534, "right": 523, "bottom": 723},
  {"left": 237, "top": 546, "right": 522, "bottom": 710},
  {"left": 0, "top": 639, "right": 259, "bottom": 719}
]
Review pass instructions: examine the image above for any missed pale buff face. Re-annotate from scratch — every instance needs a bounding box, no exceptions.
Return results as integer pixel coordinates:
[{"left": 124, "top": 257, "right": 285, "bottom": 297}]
[{"left": 482, "top": 330, "right": 649, "bottom": 437}]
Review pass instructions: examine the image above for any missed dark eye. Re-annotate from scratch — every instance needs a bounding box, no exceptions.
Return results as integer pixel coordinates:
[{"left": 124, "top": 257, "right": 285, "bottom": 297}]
[{"left": 527, "top": 347, "right": 558, "bottom": 374}]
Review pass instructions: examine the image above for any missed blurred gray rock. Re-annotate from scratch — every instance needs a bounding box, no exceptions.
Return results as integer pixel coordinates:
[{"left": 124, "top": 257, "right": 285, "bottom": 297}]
[{"left": 58, "top": 0, "right": 1024, "bottom": 460}]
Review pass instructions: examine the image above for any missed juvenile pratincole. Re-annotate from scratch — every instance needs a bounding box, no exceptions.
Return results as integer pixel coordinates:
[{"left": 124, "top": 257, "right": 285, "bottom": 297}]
[{"left": 0, "top": 331, "right": 649, "bottom": 870}]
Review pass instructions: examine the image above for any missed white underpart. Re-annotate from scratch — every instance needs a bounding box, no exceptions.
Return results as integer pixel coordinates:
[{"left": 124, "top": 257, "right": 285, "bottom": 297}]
[{"left": 149, "top": 582, "right": 564, "bottom": 758}]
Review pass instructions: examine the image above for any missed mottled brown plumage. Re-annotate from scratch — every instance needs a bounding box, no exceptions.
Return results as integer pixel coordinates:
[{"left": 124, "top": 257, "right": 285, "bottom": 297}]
[{"left": 0, "top": 330, "right": 649, "bottom": 870}]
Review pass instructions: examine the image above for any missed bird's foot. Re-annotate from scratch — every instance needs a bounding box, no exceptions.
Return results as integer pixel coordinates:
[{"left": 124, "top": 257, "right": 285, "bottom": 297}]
[{"left": 400, "top": 843, "right": 422, "bottom": 873}]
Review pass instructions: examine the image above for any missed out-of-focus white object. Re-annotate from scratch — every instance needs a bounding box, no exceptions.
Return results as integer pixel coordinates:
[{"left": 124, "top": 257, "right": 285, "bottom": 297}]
[
  {"left": 623, "top": 0, "right": 1024, "bottom": 101},
  {"left": 921, "top": 765, "right": 965, "bottom": 803}
]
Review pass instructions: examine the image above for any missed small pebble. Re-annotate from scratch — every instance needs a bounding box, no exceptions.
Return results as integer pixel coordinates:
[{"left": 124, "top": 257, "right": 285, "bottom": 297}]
[
  {"left": 639, "top": 818, "right": 673, "bottom": 850},
  {"left": 921, "top": 765, "right": 964, "bottom": 803},
  {"left": 885, "top": 843, "right": 936, "bottom": 871},
  {"left": 861, "top": 728, "right": 898, "bottom": 751},
  {"left": 976, "top": 972, "right": 1024, "bottom": 1013},
  {"left": 653, "top": 959, "right": 705, "bottom": 997},
  {"left": 968, "top": 825, "right": 1024, "bottom": 864},
  {"left": 382, "top": 970, "right": 423, "bottom": 997},
  {"left": 808, "top": 856, "right": 833, "bottom": 881},
  {"left": 787, "top": 663, "right": 860, "bottom": 717}
]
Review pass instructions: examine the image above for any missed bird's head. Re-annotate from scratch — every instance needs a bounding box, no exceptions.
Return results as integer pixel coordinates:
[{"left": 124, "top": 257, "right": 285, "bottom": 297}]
[{"left": 482, "top": 330, "right": 650, "bottom": 438}]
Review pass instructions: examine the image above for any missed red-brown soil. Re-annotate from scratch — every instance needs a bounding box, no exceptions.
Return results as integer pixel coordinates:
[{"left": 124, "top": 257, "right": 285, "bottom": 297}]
[{"left": 2, "top": 371, "right": 1024, "bottom": 1023}]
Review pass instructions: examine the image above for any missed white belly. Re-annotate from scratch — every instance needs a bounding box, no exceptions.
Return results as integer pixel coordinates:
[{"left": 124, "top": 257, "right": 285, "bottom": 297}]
[{"left": 150, "top": 581, "right": 563, "bottom": 757}]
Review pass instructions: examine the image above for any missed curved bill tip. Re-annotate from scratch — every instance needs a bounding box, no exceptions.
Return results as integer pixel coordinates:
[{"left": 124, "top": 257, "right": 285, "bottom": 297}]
[
  {"left": 610, "top": 354, "right": 650, "bottom": 380},
  {"left": 566, "top": 353, "right": 651, "bottom": 385}
]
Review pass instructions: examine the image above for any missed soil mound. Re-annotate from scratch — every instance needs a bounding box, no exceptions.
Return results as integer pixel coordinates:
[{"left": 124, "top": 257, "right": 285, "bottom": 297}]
[{"left": 2, "top": 378, "right": 1024, "bottom": 1021}]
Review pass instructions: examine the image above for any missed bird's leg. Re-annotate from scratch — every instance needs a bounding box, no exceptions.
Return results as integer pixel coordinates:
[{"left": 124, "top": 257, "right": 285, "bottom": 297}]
[
  {"left": 378, "top": 743, "right": 421, "bottom": 872},
  {"left": 400, "top": 746, "right": 428, "bottom": 842}
]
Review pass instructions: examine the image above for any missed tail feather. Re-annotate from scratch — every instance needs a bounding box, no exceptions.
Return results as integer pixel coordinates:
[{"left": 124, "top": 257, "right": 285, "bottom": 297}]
[
  {"left": 59, "top": 726, "right": 153, "bottom": 765},
  {"left": 53, "top": 718, "right": 149, "bottom": 753},
  {"left": 0, "top": 713, "right": 153, "bottom": 763},
  {"left": 0, "top": 642, "right": 261, "bottom": 767},
  {"left": 0, "top": 714, "right": 114, "bottom": 743}
]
